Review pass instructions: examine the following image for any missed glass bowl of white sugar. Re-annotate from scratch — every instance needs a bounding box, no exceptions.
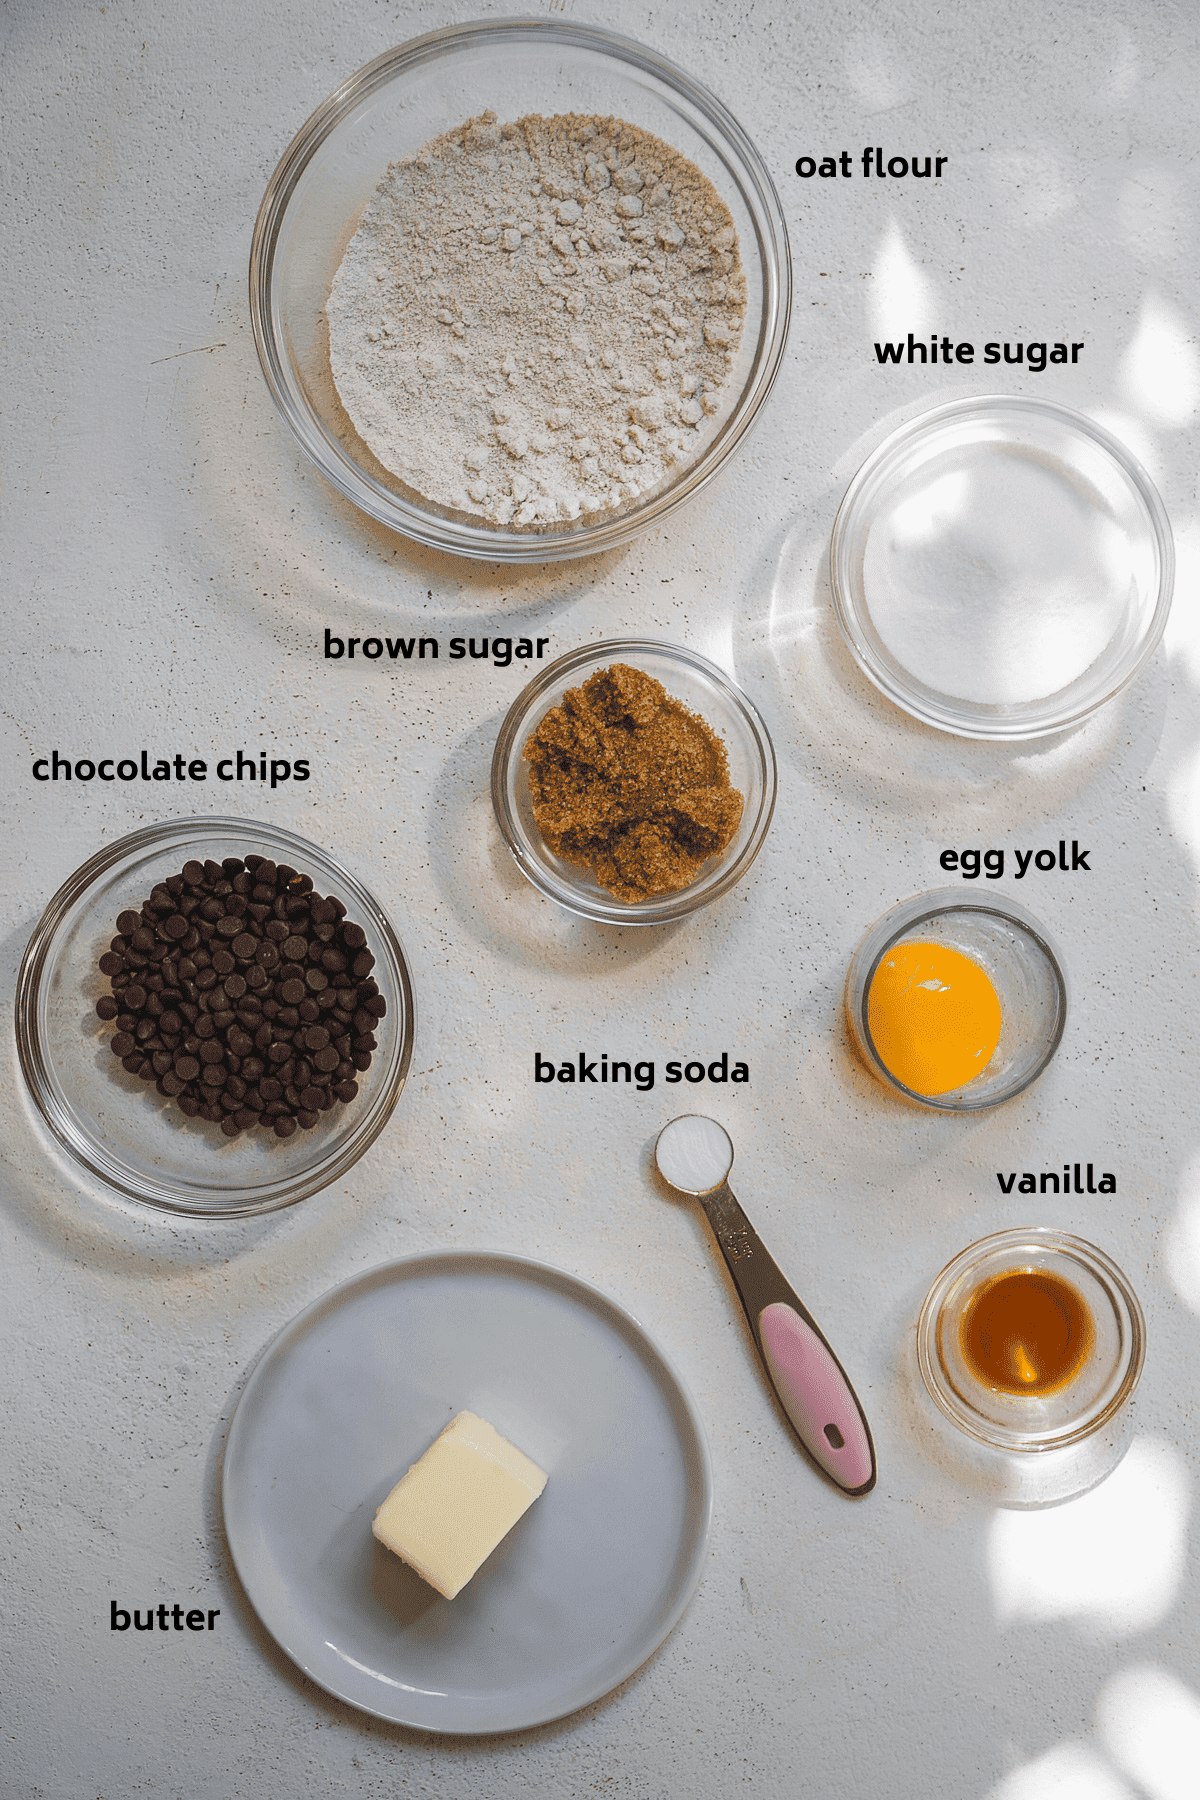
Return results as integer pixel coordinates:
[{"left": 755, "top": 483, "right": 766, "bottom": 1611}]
[
  {"left": 250, "top": 21, "right": 790, "bottom": 562},
  {"left": 830, "top": 396, "right": 1174, "bottom": 738}
]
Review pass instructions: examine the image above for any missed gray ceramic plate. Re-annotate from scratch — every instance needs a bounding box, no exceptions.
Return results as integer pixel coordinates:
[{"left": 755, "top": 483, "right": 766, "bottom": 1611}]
[{"left": 222, "top": 1252, "right": 712, "bottom": 1732}]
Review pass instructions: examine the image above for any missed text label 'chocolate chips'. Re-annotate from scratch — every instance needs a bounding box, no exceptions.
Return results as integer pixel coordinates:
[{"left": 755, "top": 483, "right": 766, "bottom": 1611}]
[{"left": 93, "top": 853, "right": 386, "bottom": 1140}]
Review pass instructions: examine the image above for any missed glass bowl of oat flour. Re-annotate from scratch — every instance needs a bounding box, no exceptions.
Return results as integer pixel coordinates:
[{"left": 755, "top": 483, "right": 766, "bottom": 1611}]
[{"left": 251, "top": 20, "right": 791, "bottom": 562}]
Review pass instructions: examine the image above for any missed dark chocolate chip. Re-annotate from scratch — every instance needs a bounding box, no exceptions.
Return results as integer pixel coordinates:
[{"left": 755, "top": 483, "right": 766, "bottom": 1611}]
[{"left": 96, "top": 851, "right": 381, "bottom": 1146}]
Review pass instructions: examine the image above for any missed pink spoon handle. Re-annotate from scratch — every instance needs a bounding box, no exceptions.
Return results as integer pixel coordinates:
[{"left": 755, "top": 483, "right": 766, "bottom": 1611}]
[
  {"left": 759, "top": 1303, "right": 875, "bottom": 1491},
  {"left": 697, "top": 1181, "right": 876, "bottom": 1495}
]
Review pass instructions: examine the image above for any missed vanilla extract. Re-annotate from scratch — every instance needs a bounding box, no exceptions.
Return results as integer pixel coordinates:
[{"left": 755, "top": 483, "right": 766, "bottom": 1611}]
[{"left": 959, "top": 1267, "right": 1094, "bottom": 1397}]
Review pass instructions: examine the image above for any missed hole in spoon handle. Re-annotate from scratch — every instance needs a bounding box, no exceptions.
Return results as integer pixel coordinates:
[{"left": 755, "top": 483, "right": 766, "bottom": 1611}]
[{"left": 758, "top": 1302, "right": 876, "bottom": 1495}]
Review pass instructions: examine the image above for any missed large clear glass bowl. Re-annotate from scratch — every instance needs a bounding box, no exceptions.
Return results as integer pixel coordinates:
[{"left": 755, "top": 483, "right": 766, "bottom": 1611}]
[
  {"left": 250, "top": 20, "right": 791, "bottom": 562},
  {"left": 491, "top": 640, "right": 777, "bottom": 925},
  {"left": 830, "top": 396, "right": 1174, "bottom": 738},
  {"left": 16, "top": 819, "right": 415, "bottom": 1218}
]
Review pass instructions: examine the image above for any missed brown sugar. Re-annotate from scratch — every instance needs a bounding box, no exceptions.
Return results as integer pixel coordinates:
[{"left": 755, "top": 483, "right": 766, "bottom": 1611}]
[{"left": 523, "top": 663, "right": 744, "bottom": 903}]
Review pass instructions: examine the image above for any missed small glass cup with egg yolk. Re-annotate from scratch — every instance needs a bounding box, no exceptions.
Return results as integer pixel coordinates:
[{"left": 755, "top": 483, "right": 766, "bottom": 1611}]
[{"left": 844, "top": 888, "right": 1067, "bottom": 1111}]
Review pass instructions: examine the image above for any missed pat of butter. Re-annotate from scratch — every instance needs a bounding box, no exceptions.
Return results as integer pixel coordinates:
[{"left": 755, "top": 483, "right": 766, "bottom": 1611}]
[{"left": 372, "top": 1411, "right": 547, "bottom": 1600}]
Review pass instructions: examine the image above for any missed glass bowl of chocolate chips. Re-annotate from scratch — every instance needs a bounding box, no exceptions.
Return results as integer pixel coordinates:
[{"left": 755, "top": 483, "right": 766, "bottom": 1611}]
[{"left": 16, "top": 819, "right": 415, "bottom": 1217}]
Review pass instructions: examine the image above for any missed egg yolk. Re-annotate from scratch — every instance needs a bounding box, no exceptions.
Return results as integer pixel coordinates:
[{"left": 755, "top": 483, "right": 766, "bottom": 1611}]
[{"left": 867, "top": 941, "right": 1002, "bottom": 1097}]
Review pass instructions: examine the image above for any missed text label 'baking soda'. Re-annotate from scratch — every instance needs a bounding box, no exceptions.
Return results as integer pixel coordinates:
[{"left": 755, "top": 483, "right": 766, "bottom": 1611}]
[{"left": 535, "top": 1053, "right": 749, "bottom": 1092}]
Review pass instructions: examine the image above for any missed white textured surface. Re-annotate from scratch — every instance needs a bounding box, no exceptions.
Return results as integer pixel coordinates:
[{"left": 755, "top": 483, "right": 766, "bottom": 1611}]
[{"left": 2, "top": 1, "right": 1199, "bottom": 1796}]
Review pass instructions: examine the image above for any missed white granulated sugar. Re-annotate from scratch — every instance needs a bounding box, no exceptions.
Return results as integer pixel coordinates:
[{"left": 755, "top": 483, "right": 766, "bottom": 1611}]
[
  {"left": 862, "top": 447, "right": 1137, "bottom": 705},
  {"left": 326, "top": 111, "right": 747, "bottom": 529}
]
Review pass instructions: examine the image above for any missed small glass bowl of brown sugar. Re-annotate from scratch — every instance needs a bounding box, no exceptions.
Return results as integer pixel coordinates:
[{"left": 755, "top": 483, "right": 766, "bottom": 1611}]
[
  {"left": 917, "top": 1229, "right": 1145, "bottom": 1454},
  {"left": 492, "top": 640, "right": 777, "bottom": 925},
  {"left": 16, "top": 819, "right": 415, "bottom": 1218}
]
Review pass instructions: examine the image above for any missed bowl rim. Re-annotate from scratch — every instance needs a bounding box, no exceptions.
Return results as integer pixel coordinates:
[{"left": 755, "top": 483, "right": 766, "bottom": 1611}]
[
  {"left": 916, "top": 1226, "right": 1146, "bottom": 1451},
  {"left": 490, "top": 637, "right": 778, "bottom": 925},
  {"left": 844, "top": 885, "right": 1068, "bottom": 1112},
  {"left": 829, "top": 392, "right": 1176, "bottom": 740},
  {"left": 249, "top": 16, "right": 793, "bottom": 563},
  {"left": 15, "top": 816, "right": 416, "bottom": 1219}
]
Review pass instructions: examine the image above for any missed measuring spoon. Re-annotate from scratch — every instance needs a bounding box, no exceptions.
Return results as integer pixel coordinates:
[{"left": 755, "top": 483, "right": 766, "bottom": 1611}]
[{"left": 654, "top": 1114, "right": 876, "bottom": 1496}]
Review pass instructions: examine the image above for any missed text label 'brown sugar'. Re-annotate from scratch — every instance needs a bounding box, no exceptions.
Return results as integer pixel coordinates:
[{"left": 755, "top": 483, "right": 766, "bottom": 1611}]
[{"left": 323, "top": 631, "right": 550, "bottom": 667}]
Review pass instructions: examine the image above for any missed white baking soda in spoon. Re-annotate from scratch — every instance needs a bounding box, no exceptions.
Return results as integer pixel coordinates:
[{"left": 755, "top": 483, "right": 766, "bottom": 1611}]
[{"left": 654, "top": 1115, "right": 876, "bottom": 1495}]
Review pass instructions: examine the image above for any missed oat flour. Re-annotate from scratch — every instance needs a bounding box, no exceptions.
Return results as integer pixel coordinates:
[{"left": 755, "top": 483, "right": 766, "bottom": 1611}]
[{"left": 326, "top": 112, "right": 747, "bottom": 529}]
